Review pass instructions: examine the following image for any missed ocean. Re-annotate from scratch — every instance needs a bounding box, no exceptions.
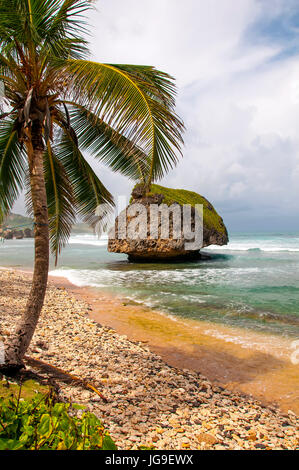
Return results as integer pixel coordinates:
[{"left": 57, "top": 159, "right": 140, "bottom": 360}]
[{"left": 1, "top": 232, "right": 299, "bottom": 339}]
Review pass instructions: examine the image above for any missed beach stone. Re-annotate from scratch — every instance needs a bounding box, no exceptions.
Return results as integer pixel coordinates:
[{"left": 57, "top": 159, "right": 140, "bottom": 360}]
[{"left": 196, "top": 432, "right": 218, "bottom": 446}]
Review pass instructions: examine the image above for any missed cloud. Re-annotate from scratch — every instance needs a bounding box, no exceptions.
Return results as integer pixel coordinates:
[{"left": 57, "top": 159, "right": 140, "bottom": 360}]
[{"left": 89, "top": 0, "right": 263, "bottom": 85}]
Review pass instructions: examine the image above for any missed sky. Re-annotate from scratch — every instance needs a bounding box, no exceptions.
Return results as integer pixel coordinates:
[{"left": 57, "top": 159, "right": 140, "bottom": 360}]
[{"left": 13, "top": 0, "right": 299, "bottom": 232}]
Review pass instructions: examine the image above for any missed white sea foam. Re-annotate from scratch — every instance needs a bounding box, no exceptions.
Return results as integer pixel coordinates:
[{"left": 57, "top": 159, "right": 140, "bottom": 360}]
[
  {"left": 207, "top": 239, "right": 299, "bottom": 252},
  {"left": 51, "top": 266, "right": 259, "bottom": 283},
  {"left": 49, "top": 268, "right": 107, "bottom": 287},
  {"left": 202, "top": 328, "right": 291, "bottom": 360},
  {"left": 68, "top": 234, "right": 108, "bottom": 246},
  {"left": 68, "top": 232, "right": 299, "bottom": 252}
]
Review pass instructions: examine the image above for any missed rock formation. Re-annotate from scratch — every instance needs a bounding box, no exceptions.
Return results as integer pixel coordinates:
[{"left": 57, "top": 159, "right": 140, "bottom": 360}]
[
  {"left": 24, "top": 228, "right": 34, "bottom": 238},
  {"left": 0, "top": 227, "right": 34, "bottom": 240},
  {"left": 108, "top": 184, "right": 228, "bottom": 262}
]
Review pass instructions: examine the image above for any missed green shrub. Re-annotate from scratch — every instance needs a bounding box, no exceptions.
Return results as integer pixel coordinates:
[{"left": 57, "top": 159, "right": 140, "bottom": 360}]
[{"left": 0, "top": 388, "right": 117, "bottom": 450}]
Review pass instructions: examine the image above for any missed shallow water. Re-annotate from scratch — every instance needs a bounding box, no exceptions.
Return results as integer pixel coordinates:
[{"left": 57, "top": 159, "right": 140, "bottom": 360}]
[{"left": 1, "top": 232, "right": 299, "bottom": 338}]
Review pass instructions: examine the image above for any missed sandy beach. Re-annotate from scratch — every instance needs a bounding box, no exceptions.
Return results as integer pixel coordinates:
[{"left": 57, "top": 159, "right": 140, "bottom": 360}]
[{"left": 0, "top": 268, "right": 298, "bottom": 450}]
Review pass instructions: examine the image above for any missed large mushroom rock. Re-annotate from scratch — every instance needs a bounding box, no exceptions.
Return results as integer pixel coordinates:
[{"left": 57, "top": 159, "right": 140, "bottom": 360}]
[{"left": 108, "top": 184, "right": 229, "bottom": 262}]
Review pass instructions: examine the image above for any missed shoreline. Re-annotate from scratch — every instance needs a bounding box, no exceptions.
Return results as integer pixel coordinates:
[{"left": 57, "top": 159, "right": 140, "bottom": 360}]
[
  {"left": 2, "top": 266, "right": 298, "bottom": 415},
  {"left": 0, "top": 268, "right": 298, "bottom": 449}
]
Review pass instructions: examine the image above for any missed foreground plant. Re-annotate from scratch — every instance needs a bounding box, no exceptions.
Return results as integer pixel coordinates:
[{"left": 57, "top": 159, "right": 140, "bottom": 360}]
[
  {"left": 0, "top": 0, "right": 184, "bottom": 372},
  {"left": 0, "top": 388, "right": 117, "bottom": 450}
]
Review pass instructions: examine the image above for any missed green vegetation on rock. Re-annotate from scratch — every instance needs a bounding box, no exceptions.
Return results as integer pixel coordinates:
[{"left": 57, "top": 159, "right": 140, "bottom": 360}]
[{"left": 132, "top": 183, "right": 227, "bottom": 235}]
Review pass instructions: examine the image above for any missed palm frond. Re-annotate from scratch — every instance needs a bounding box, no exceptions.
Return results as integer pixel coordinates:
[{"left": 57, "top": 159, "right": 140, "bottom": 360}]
[
  {"left": 41, "top": 37, "right": 89, "bottom": 62},
  {"left": 62, "top": 102, "right": 150, "bottom": 181},
  {"left": 62, "top": 60, "right": 184, "bottom": 184},
  {"left": 57, "top": 129, "right": 114, "bottom": 228},
  {"left": 0, "top": 52, "right": 26, "bottom": 91},
  {"left": 111, "top": 64, "right": 177, "bottom": 108},
  {"left": 43, "top": 0, "right": 93, "bottom": 41},
  {"left": 38, "top": 0, "right": 92, "bottom": 60},
  {"left": 0, "top": 117, "right": 27, "bottom": 223},
  {"left": 0, "top": 0, "right": 92, "bottom": 60},
  {"left": 44, "top": 142, "right": 76, "bottom": 264}
]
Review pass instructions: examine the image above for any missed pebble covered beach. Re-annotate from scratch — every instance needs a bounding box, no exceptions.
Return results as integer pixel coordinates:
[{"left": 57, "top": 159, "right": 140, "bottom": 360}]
[{"left": 0, "top": 269, "right": 298, "bottom": 450}]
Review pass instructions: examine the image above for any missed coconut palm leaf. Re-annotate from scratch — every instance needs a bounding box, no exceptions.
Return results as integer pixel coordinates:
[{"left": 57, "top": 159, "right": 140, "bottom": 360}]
[
  {"left": 44, "top": 142, "right": 76, "bottom": 264},
  {"left": 0, "top": 0, "right": 91, "bottom": 60},
  {"left": 0, "top": 52, "right": 27, "bottom": 94},
  {"left": 110, "top": 64, "right": 177, "bottom": 108},
  {"left": 62, "top": 60, "right": 184, "bottom": 184},
  {"left": 42, "top": 0, "right": 92, "bottom": 43},
  {"left": 57, "top": 129, "right": 114, "bottom": 226},
  {"left": 0, "top": 117, "right": 27, "bottom": 223},
  {"left": 64, "top": 103, "right": 150, "bottom": 181}
]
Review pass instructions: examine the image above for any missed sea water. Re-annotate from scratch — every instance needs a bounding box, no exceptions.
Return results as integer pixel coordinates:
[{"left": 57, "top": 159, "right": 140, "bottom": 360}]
[{"left": 1, "top": 232, "right": 299, "bottom": 338}]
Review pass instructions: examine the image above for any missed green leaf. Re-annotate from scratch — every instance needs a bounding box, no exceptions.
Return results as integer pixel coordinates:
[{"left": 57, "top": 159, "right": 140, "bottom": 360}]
[
  {"left": 0, "top": 389, "right": 117, "bottom": 450},
  {"left": 102, "top": 433, "right": 118, "bottom": 450},
  {"left": 57, "top": 129, "right": 114, "bottom": 227},
  {"left": 0, "top": 438, "right": 25, "bottom": 450},
  {"left": 71, "top": 403, "right": 86, "bottom": 410},
  {"left": 64, "top": 103, "right": 150, "bottom": 181},
  {"left": 44, "top": 142, "right": 76, "bottom": 264},
  {"left": 0, "top": 117, "right": 27, "bottom": 222},
  {"left": 0, "top": 0, "right": 92, "bottom": 59},
  {"left": 37, "top": 413, "right": 52, "bottom": 436}
]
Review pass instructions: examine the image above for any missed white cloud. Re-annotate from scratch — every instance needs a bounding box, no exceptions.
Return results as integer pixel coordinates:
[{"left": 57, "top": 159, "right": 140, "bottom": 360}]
[
  {"left": 170, "top": 53, "right": 299, "bottom": 218},
  {"left": 89, "top": 0, "right": 264, "bottom": 85}
]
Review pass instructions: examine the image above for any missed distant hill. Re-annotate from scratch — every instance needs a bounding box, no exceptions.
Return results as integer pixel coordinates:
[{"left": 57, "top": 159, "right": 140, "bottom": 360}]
[
  {"left": 71, "top": 222, "right": 93, "bottom": 234},
  {"left": 1, "top": 213, "right": 93, "bottom": 234},
  {"left": 2, "top": 213, "right": 33, "bottom": 229}
]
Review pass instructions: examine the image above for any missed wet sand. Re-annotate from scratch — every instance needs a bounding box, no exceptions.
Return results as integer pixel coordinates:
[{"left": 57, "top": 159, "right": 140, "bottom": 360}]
[{"left": 49, "top": 273, "right": 299, "bottom": 415}]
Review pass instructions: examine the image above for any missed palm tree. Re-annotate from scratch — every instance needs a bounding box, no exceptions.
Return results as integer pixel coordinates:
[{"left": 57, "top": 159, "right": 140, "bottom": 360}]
[{"left": 0, "top": 0, "right": 184, "bottom": 373}]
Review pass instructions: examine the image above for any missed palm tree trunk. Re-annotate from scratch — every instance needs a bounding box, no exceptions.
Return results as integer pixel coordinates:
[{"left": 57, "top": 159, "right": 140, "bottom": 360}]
[{"left": 1, "top": 121, "right": 49, "bottom": 374}]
